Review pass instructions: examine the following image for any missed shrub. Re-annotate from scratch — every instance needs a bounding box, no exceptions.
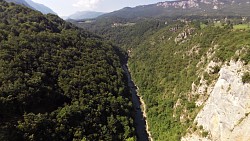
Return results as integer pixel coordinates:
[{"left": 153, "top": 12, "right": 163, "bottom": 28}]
[
  {"left": 242, "top": 72, "right": 250, "bottom": 83},
  {"left": 212, "top": 65, "right": 220, "bottom": 74},
  {"left": 202, "top": 131, "right": 209, "bottom": 137},
  {"left": 242, "top": 50, "right": 250, "bottom": 64}
]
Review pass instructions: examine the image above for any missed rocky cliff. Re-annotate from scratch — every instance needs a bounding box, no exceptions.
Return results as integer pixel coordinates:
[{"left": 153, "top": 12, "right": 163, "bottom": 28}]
[
  {"left": 183, "top": 60, "right": 250, "bottom": 141},
  {"left": 156, "top": 0, "right": 249, "bottom": 10}
]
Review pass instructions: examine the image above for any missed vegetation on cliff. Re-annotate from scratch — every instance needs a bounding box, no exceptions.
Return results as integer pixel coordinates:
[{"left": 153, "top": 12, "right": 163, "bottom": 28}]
[{"left": 76, "top": 16, "right": 250, "bottom": 140}]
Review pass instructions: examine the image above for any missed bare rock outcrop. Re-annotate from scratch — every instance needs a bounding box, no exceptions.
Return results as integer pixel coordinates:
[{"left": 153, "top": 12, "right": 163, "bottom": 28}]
[
  {"left": 175, "top": 28, "right": 195, "bottom": 43},
  {"left": 183, "top": 60, "right": 250, "bottom": 141}
]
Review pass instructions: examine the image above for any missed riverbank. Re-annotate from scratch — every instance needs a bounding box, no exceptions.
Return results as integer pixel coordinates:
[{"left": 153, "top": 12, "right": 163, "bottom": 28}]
[{"left": 123, "top": 64, "right": 153, "bottom": 141}]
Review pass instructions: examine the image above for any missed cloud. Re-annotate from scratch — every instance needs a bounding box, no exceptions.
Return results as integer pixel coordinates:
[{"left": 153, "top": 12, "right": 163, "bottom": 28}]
[{"left": 73, "top": 0, "right": 102, "bottom": 9}]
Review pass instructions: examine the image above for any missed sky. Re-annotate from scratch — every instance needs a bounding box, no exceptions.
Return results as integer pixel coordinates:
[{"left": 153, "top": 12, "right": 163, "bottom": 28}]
[{"left": 31, "top": 0, "right": 166, "bottom": 17}]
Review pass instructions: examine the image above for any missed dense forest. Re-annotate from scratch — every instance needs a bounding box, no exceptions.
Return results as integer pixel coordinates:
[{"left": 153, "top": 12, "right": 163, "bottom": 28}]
[
  {"left": 128, "top": 23, "right": 250, "bottom": 140},
  {"left": 2, "top": 0, "right": 250, "bottom": 140},
  {"left": 0, "top": 1, "right": 135, "bottom": 140},
  {"left": 75, "top": 15, "right": 250, "bottom": 140}
]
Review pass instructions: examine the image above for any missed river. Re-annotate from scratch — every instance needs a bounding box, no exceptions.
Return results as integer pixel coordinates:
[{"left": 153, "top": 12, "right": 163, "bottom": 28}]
[{"left": 123, "top": 64, "right": 152, "bottom": 141}]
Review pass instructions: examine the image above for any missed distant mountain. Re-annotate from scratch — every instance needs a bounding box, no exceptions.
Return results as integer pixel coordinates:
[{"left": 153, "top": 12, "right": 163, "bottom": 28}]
[
  {"left": 99, "top": 0, "right": 250, "bottom": 19},
  {"left": 4, "top": 0, "right": 56, "bottom": 14},
  {"left": 25, "top": 0, "right": 56, "bottom": 14},
  {"left": 68, "top": 11, "right": 105, "bottom": 20},
  {"left": 5, "top": 0, "right": 31, "bottom": 8}
]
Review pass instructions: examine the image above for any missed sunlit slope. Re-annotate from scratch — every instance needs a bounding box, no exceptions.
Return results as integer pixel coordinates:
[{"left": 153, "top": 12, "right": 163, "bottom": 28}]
[{"left": 128, "top": 22, "right": 250, "bottom": 140}]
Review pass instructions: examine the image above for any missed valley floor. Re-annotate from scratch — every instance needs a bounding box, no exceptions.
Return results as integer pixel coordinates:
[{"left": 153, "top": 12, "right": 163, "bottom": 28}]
[{"left": 123, "top": 64, "right": 153, "bottom": 141}]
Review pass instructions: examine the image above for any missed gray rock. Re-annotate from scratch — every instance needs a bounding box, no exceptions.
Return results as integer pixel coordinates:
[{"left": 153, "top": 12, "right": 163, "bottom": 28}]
[{"left": 184, "top": 60, "right": 250, "bottom": 141}]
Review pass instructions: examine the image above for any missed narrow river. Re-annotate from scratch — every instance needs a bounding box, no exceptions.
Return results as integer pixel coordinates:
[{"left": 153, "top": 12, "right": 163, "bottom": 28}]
[{"left": 123, "top": 64, "right": 152, "bottom": 141}]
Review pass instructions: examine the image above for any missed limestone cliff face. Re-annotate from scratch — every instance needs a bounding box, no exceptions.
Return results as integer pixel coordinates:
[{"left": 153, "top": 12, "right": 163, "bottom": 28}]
[{"left": 183, "top": 60, "right": 250, "bottom": 141}]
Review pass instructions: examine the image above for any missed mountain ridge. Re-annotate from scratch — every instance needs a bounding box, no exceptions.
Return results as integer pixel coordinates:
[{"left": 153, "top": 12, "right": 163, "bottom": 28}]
[
  {"left": 25, "top": 0, "right": 56, "bottom": 14},
  {"left": 4, "top": 0, "right": 31, "bottom": 8},
  {"left": 98, "top": 0, "right": 250, "bottom": 19},
  {"left": 4, "top": 0, "right": 56, "bottom": 14},
  {"left": 67, "top": 11, "right": 105, "bottom": 20}
]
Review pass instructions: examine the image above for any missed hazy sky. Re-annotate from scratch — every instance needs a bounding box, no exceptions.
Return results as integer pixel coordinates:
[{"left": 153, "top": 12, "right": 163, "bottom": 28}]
[{"left": 31, "top": 0, "right": 166, "bottom": 17}]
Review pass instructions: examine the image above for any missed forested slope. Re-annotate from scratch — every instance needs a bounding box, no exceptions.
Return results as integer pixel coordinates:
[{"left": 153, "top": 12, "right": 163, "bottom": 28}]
[
  {"left": 76, "top": 18, "right": 250, "bottom": 140},
  {"left": 0, "top": 1, "right": 135, "bottom": 140},
  {"left": 138, "top": 24, "right": 249, "bottom": 140},
  {"left": 128, "top": 23, "right": 250, "bottom": 140}
]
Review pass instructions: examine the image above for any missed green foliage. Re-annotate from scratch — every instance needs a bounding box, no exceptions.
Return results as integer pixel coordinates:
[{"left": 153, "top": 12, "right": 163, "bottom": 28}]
[
  {"left": 242, "top": 72, "right": 250, "bottom": 84},
  {"left": 82, "top": 16, "right": 250, "bottom": 140},
  {"left": 242, "top": 49, "right": 250, "bottom": 64},
  {"left": 126, "top": 137, "right": 136, "bottom": 141},
  {"left": 124, "top": 23, "right": 208, "bottom": 140},
  {"left": 0, "top": 1, "right": 135, "bottom": 140},
  {"left": 233, "top": 24, "right": 250, "bottom": 30},
  {"left": 212, "top": 65, "right": 221, "bottom": 74},
  {"left": 75, "top": 18, "right": 168, "bottom": 50},
  {"left": 201, "top": 131, "right": 209, "bottom": 137}
]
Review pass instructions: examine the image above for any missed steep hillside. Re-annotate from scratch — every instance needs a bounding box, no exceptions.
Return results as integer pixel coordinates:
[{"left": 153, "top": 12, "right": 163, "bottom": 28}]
[
  {"left": 73, "top": 18, "right": 169, "bottom": 50},
  {"left": 0, "top": 1, "right": 135, "bottom": 141},
  {"left": 183, "top": 60, "right": 250, "bottom": 141},
  {"left": 128, "top": 21, "right": 250, "bottom": 140},
  {"left": 77, "top": 17, "right": 250, "bottom": 140}
]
